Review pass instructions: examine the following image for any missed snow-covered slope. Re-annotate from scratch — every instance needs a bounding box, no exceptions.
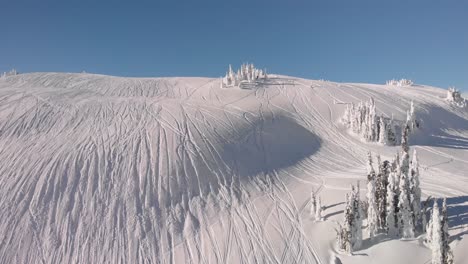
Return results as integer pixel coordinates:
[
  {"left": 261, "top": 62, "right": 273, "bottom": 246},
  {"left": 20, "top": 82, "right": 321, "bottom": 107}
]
[{"left": 0, "top": 73, "right": 467, "bottom": 263}]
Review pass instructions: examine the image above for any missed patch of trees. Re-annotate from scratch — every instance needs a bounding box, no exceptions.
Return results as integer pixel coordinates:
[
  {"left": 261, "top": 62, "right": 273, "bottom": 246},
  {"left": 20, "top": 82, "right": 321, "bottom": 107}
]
[
  {"left": 221, "top": 63, "right": 268, "bottom": 88},
  {"left": 1, "top": 69, "right": 18, "bottom": 78},
  {"left": 446, "top": 87, "right": 466, "bottom": 108},
  {"left": 342, "top": 98, "right": 419, "bottom": 145},
  {"left": 336, "top": 132, "right": 454, "bottom": 263},
  {"left": 386, "top": 79, "right": 414, "bottom": 87}
]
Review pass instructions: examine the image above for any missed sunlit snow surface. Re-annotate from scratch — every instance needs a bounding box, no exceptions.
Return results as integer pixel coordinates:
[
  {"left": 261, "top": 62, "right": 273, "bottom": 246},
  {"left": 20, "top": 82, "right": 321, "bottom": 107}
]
[{"left": 0, "top": 73, "right": 467, "bottom": 263}]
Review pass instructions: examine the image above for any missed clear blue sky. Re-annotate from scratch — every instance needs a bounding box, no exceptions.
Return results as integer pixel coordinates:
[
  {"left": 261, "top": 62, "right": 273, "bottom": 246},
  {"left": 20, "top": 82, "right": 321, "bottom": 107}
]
[{"left": 2, "top": 0, "right": 467, "bottom": 90}]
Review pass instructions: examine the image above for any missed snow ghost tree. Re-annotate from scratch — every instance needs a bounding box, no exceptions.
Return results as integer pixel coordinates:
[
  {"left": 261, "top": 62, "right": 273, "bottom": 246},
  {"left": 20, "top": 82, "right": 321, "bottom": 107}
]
[
  {"left": 375, "top": 158, "right": 389, "bottom": 230},
  {"left": 386, "top": 171, "right": 399, "bottom": 236},
  {"left": 315, "top": 196, "right": 323, "bottom": 221},
  {"left": 398, "top": 171, "right": 414, "bottom": 238},
  {"left": 410, "top": 150, "right": 422, "bottom": 230},
  {"left": 387, "top": 115, "right": 397, "bottom": 145},
  {"left": 310, "top": 189, "right": 317, "bottom": 218},
  {"left": 367, "top": 172, "right": 378, "bottom": 238},
  {"left": 430, "top": 200, "right": 443, "bottom": 264},
  {"left": 401, "top": 124, "right": 410, "bottom": 154},
  {"left": 337, "top": 193, "right": 354, "bottom": 254},
  {"left": 406, "top": 100, "right": 418, "bottom": 131},
  {"left": 352, "top": 183, "right": 363, "bottom": 249},
  {"left": 366, "top": 152, "right": 375, "bottom": 177},
  {"left": 441, "top": 198, "right": 454, "bottom": 264},
  {"left": 378, "top": 116, "right": 388, "bottom": 145}
]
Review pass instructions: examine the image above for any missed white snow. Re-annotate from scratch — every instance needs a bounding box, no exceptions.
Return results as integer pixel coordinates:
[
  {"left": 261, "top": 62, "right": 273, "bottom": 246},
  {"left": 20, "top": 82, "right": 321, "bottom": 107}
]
[{"left": 0, "top": 72, "right": 467, "bottom": 263}]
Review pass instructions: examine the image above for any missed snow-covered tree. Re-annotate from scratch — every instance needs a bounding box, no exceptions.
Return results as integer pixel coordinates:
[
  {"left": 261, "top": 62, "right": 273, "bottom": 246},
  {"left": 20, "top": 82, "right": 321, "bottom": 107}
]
[
  {"left": 407, "top": 100, "right": 418, "bottom": 131},
  {"left": 410, "top": 149, "right": 422, "bottom": 230},
  {"left": 337, "top": 193, "right": 354, "bottom": 254},
  {"left": 398, "top": 171, "right": 414, "bottom": 238},
  {"left": 376, "top": 158, "right": 389, "bottom": 229},
  {"left": 422, "top": 198, "right": 430, "bottom": 233},
  {"left": 387, "top": 115, "right": 397, "bottom": 145},
  {"left": 386, "top": 171, "right": 399, "bottom": 236},
  {"left": 441, "top": 198, "right": 454, "bottom": 264},
  {"left": 366, "top": 152, "right": 375, "bottom": 177},
  {"left": 310, "top": 189, "right": 317, "bottom": 218},
  {"left": 431, "top": 200, "right": 443, "bottom": 264},
  {"left": 401, "top": 124, "right": 410, "bottom": 154},
  {"left": 367, "top": 174, "right": 378, "bottom": 238},
  {"left": 378, "top": 116, "right": 388, "bottom": 145},
  {"left": 352, "top": 182, "right": 363, "bottom": 249},
  {"left": 367, "top": 98, "right": 377, "bottom": 141},
  {"left": 315, "top": 196, "right": 323, "bottom": 221}
]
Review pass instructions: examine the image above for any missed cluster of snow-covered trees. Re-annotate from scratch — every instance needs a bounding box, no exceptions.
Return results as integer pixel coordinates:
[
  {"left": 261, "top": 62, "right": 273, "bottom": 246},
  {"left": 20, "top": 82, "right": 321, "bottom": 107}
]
[
  {"left": 386, "top": 79, "right": 414, "bottom": 87},
  {"left": 342, "top": 98, "right": 419, "bottom": 145},
  {"left": 336, "top": 135, "right": 454, "bottom": 263},
  {"left": 221, "top": 63, "right": 267, "bottom": 88},
  {"left": 446, "top": 87, "right": 466, "bottom": 108},
  {"left": 1, "top": 69, "right": 18, "bottom": 78}
]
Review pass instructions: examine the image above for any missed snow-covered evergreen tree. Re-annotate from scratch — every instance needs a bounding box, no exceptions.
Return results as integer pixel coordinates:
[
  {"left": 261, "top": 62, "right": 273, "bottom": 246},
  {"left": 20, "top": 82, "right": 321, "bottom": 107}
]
[
  {"left": 410, "top": 149, "right": 422, "bottom": 230},
  {"left": 387, "top": 115, "right": 397, "bottom": 145},
  {"left": 407, "top": 100, "right": 418, "bottom": 131},
  {"left": 401, "top": 124, "right": 410, "bottom": 154},
  {"left": 422, "top": 199, "right": 429, "bottom": 233},
  {"left": 367, "top": 98, "right": 377, "bottom": 141},
  {"left": 367, "top": 174, "right": 378, "bottom": 238},
  {"left": 338, "top": 193, "right": 354, "bottom": 253},
  {"left": 378, "top": 116, "right": 387, "bottom": 144},
  {"left": 398, "top": 171, "right": 414, "bottom": 238},
  {"left": 352, "top": 183, "right": 363, "bottom": 249},
  {"left": 376, "top": 158, "right": 389, "bottom": 230},
  {"left": 315, "top": 196, "right": 322, "bottom": 221},
  {"left": 426, "top": 199, "right": 434, "bottom": 244},
  {"left": 366, "top": 152, "right": 375, "bottom": 177},
  {"left": 431, "top": 200, "right": 443, "bottom": 264},
  {"left": 386, "top": 171, "right": 398, "bottom": 236},
  {"left": 441, "top": 198, "right": 454, "bottom": 264},
  {"left": 310, "top": 189, "right": 316, "bottom": 218}
]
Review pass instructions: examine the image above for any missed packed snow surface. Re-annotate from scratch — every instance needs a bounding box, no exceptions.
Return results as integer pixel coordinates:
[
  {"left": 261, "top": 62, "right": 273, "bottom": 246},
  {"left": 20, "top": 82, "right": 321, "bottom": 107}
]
[{"left": 0, "top": 73, "right": 467, "bottom": 263}]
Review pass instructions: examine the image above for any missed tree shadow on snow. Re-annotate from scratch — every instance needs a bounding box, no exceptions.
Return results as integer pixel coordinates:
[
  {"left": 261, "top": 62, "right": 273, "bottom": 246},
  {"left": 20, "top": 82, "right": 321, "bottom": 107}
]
[
  {"left": 411, "top": 104, "right": 468, "bottom": 150},
  {"left": 422, "top": 196, "right": 468, "bottom": 243},
  {"left": 323, "top": 210, "right": 344, "bottom": 221},
  {"left": 446, "top": 196, "right": 468, "bottom": 242}
]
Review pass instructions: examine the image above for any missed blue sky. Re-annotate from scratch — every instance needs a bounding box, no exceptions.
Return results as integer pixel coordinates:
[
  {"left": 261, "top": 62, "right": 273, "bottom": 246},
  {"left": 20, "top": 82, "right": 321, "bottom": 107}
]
[{"left": 1, "top": 0, "right": 467, "bottom": 90}]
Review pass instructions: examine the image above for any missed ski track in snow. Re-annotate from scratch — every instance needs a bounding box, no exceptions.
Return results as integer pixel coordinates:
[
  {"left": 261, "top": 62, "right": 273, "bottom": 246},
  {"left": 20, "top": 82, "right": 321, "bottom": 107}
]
[{"left": 0, "top": 73, "right": 467, "bottom": 264}]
